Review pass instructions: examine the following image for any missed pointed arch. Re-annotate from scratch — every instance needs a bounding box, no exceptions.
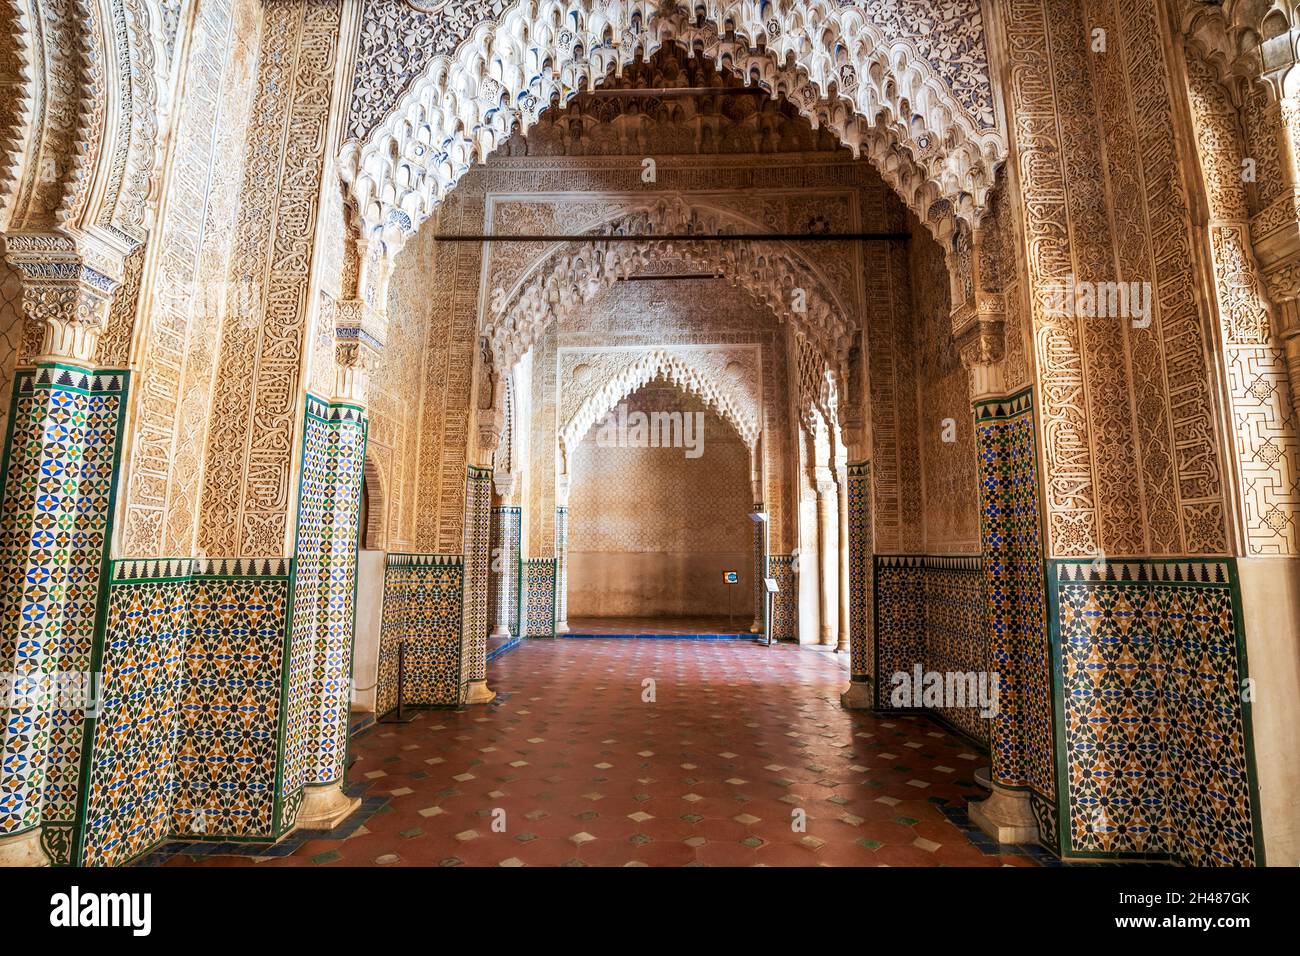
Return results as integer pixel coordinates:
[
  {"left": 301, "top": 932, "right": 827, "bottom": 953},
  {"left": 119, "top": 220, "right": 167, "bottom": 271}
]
[
  {"left": 561, "top": 348, "right": 758, "bottom": 468},
  {"left": 339, "top": 0, "right": 1007, "bottom": 252},
  {"left": 2, "top": 0, "right": 168, "bottom": 244},
  {"left": 485, "top": 195, "right": 853, "bottom": 372}
]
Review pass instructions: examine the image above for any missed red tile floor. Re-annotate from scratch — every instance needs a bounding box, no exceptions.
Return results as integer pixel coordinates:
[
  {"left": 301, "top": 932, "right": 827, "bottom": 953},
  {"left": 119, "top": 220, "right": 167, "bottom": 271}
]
[{"left": 148, "top": 639, "right": 1048, "bottom": 867}]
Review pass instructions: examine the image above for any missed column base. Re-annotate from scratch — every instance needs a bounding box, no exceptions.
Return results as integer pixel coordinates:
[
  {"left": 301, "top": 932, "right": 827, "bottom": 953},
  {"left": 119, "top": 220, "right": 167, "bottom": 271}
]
[
  {"left": 554, "top": 620, "right": 570, "bottom": 634},
  {"left": 295, "top": 782, "right": 361, "bottom": 832},
  {"left": 0, "top": 828, "right": 51, "bottom": 867},
  {"left": 465, "top": 678, "right": 496, "bottom": 704},
  {"left": 490, "top": 625, "right": 512, "bottom": 638},
  {"left": 840, "top": 679, "right": 873, "bottom": 710},
  {"left": 968, "top": 781, "right": 1040, "bottom": 845}
]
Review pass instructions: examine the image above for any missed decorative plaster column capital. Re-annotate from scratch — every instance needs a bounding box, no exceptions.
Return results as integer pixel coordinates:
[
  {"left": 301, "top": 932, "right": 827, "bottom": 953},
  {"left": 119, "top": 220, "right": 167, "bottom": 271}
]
[
  {"left": 956, "top": 308, "right": 1008, "bottom": 404},
  {"left": 3, "top": 231, "right": 125, "bottom": 368},
  {"left": 839, "top": 414, "right": 868, "bottom": 463},
  {"left": 332, "top": 297, "right": 387, "bottom": 406},
  {"left": 493, "top": 469, "right": 519, "bottom": 501},
  {"left": 476, "top": 403, "right": 506, "bottom": 465}
]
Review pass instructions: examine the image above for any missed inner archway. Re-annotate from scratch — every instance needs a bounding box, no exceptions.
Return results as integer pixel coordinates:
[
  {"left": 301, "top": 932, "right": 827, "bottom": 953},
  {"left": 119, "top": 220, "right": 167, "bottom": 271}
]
[{"left": 567, "top": 379, "right": 754, "bottom": 630}]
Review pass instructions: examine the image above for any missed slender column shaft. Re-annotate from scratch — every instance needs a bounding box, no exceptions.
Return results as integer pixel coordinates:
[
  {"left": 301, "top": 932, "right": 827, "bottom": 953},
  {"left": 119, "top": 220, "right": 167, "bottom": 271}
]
[
  {"left": 816, "top": 482, "right": 837, "bottom": 647},
  {"left": 750, "top": 503, "right": 767, "bottom": 632},
  {"left": 835, "top": 470, "right": 851, "bottom": 653},
  {"left": 553, "top": 506, "right": 570, "bottom": 634}
]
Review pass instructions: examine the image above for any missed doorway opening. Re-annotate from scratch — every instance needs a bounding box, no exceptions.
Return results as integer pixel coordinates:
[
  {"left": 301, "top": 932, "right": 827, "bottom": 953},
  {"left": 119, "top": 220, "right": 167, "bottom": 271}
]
[{"left": 566, "top": 380, "right": 753, "bottom": 637}]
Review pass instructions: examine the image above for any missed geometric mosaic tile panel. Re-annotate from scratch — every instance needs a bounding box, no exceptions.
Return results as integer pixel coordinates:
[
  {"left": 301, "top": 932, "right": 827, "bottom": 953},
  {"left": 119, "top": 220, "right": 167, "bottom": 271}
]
[
  {"left": 81, "top": 557, "right": 291, "bottom": 865},
  {"left": 873, "top": 555, "right": 925, "bottom": 709},
  {"left": 1051, "top": 559, "right": 1260, "bottom": 865},
  {"left": 177, "top": 566, "right": 290, "bottom": 842},
  {"left": 284, "top": 397, "right": 367, "bottom": 804},
  {"left": 847, "top": 462, "right": 873, "bottom": 681},
  {"left": 489, "top": 505, "right": 521, "bottom": 637},
  {"left": 0, "top": 366, "right": 127, "bottom": 865},
  {"left": 377, "top": 554, "right": 465, "bottom": 711},
  {"left": 82, "top": 576, "right": 186, "bottom": 867},
  {"left": 872, "top": 555, "right": 987, "bottom": 744},
  {"left": 767, "top": 555, "right": 796, "bottom": 641},
  {"left": 461, "top": 467, "right": 491, "bottom": 690},
  {"left": 974, "top": 389, "right": 1056, "bottom": 845},
  {"left": 521, "top": 558, "right": 556, "bottom": 638},
  {"left": 924, "top": 558, "right": 987, "bottom": 743}
]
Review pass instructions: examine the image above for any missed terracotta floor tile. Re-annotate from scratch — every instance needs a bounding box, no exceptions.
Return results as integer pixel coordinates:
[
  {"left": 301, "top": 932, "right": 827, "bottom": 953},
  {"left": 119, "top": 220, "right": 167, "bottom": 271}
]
[
  {"left": 156, "top": 639, "right": 1037, "bottom": 869},
  {"left": 873, "top": 844, "right": 950, "bottom": 867},
  {"left": 753, "top": 841, "right": 828, "bottom": 867},
  {"left": 633, "top": 840, "right": 700, "bottom": 867},
  {"left": 696, "top": 840, "right": 758, "bottom": 867},
  {"left": 512, "top": 837, "right": 585, "bottom": 867}
]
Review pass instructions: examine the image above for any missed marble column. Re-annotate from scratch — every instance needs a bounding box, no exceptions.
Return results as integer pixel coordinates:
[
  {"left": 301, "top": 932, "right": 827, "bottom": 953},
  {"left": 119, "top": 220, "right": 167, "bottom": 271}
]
[
  {"left": 488, "top": 476, "right": 520, "bottom": 639},
  {"left": 815, "top": 480, "right": 837, "bottom": 647},
  {"left": 554, "top": 473, "right": 570, "bottom": 635}
]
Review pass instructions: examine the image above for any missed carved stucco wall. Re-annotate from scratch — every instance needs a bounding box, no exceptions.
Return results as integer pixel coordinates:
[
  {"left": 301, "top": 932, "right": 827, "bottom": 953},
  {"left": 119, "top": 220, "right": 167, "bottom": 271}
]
[
  {"left": 1185, "top": 47, "right": 1300, "bottom": 556},
  {"left": 2, "top": 0, "right": 172, "bottom": 286},
  {"left": 559, "top": 344, "right": 762, "bottom": 455},
  {"left": 9, "top": 0, "right": 1289, "bottom": 577},
  {"left": 913, "top": 230, "right": 981, "bottom": 555},
  {"left": 547, "top": 278, "right": 794, "bottom": 553},
  {"left": 482, "top": 191, "right": 862, "bottom": 371},
  {"left": 998, "top": 0, "right": 1236, "bottom": 560},
  {"left": 0, "top": 259, "right": 24, "bottom": 427},
  {"left": 866, "top": 211, "right": 924, "bottom": 555},
  {"left": 980, "top": 178, "right": 1033, "bottom": 397},
  {"left": 411, "top": 136, "right": 891, "bottom": 561},
  {"left": 567, "top": 383, "right": 752, "bottom": 617},
  {"left": 198, "top": 0, "right": 343, "bottom": 559},
  {"left": 529, "top": 323, "right": 560, "bottom": 556},
  {"left": 372, "top": 234, "right": 435, "bottom": 553},
  {"left": 411, "top": 190, "right": 482, "bottom": 554},
  {"left": 120, "top": 0, "right": 264, "bottom": 558}
]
